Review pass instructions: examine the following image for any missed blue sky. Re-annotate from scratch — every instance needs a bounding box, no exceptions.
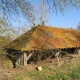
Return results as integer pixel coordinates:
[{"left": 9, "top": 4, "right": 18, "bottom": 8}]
[
  {"left": 11, "top": 0, "right": 80, "bottom": 30},
  {"left": 46, "top": 8, "right": 80, "bottom": 29},
  {"left": 13, "top": 7, "right": 80, "bottom": 30},
  {"left": 28, "top": 0, "right": 80, "bottom": 29}
]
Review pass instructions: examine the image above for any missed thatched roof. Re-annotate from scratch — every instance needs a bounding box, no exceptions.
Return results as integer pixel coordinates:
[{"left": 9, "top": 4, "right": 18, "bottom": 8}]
[{"left": 5, "top": 25, "right": 80, "bottom": 51}]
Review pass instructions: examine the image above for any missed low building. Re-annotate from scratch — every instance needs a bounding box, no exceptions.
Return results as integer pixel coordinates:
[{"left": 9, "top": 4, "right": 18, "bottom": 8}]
[{"left": 5, "top": 25, "right": 80, "bottom": 67}]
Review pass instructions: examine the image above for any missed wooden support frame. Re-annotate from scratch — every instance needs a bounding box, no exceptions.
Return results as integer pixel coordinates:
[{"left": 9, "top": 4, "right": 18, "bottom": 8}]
[
  {"left": 13, "top": 51, "right": 34, "bottom": 67},
  {"left": 27, "top": 53, "right": 33, "bottom": 61},
  {"left": 23, "top": 52, "right": 33, "bottom": 66}
]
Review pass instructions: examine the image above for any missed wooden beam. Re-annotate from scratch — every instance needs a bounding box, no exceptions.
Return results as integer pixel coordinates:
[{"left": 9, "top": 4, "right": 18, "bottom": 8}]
[
  {"left": 20, "top": 54, "right": 23, "bottom": 65},
  {"left": 27, "top": 53, "right": 33, "bottom": 61},
  {"left": 23, "top": 52, "right": 27, "bottom": 66}
]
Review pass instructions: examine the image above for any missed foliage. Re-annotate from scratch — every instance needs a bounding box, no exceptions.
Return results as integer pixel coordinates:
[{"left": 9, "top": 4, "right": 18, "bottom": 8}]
[{"left": 0, "top": 36, "right": 12, "bottom": 57}]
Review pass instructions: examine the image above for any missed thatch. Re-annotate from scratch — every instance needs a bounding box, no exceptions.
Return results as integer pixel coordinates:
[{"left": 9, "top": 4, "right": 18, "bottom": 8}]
[{"left": 5, "top": 25, "right": 80, "bottom": 51}]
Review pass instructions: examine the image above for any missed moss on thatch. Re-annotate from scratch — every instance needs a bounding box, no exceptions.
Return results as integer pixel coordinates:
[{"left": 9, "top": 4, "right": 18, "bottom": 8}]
[{"left": 5, "top": 25, "right": 80, "bottom": 51}]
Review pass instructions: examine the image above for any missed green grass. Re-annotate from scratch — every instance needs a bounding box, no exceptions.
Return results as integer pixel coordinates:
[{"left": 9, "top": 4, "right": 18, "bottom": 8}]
[
  {"left": 27, "top": 60, "right": 80, "bottom": 80},
  {"left": 47, "top": 74, "right": 69, "bottom": 80},
  {"left": 0, "top": 52, "right": 80, "bottom": 80},
  {"left": 69, "top": 68, "right": 80, "bottom": 80},
  {"left": 15, "top": 76, "right": 24, "bottom": 80},
  {"left": 3, "top": 60, "right": 13, "bottom": 68}
]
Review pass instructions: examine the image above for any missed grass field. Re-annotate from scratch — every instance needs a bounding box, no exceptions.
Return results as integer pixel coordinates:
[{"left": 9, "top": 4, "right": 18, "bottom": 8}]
[{"left": 0, "top": 53, "right": 80, "bottom": 80}]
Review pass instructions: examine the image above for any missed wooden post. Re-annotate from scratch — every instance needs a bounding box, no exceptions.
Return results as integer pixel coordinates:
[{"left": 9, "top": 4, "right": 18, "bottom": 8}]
[
  {"left": 23, "top": 52, "right": 27, "bottom": 66},
  {"left": 55, "top": 51, "right": 60, "bottom": 66},
  {"left": 20, "top": 54, "right": 24, "bottom": 65}
]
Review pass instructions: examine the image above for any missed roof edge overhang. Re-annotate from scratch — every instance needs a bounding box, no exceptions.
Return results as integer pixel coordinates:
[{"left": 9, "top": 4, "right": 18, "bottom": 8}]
[{"left": 5, "top": 46, "right": 80, "bottom": 53}]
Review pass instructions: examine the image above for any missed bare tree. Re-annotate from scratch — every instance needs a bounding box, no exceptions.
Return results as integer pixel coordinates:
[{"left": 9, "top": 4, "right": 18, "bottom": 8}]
[
  {"left": 21, "top": 0, "right": 80, "bottom": 27},
  {"left": 0, "top": 17, "right": 18, "bottom": 39},
  {"left": 0, "top": 0, "right": 34, "bottom": 38},
  {"left": 0, "top": 0, "right": 80, "bottom": 26},
  {"left": 0, "top": 18, "right": 10, "bottom": 36},
  {"left": 21, "top": 25, "right": 29, "bottom": 33},
  {"left": 44, "top": 0, "right": 80, "bottom": 14},
  {"left": 24, "top": 0, "right": 50, "bottom": 27},
  {"left": 77, "top": 22, "right": 80, "bottom": 32},
  {"left": 39, "top": 0, "right": 49, "bottom": 25},
  {"left": 0, "top": 0, "right": 33, "bottom": 26}
]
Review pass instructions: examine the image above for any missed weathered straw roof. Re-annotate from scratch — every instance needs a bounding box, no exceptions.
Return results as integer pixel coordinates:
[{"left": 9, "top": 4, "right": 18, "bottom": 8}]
[{"left": 5, "top": 25, "right": 80, "bottom": 51}]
